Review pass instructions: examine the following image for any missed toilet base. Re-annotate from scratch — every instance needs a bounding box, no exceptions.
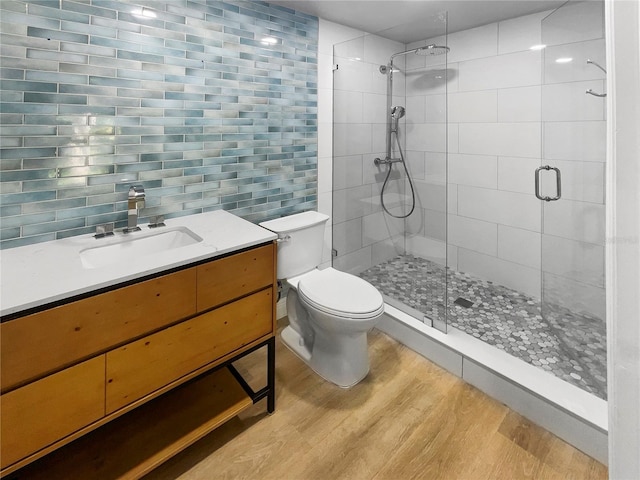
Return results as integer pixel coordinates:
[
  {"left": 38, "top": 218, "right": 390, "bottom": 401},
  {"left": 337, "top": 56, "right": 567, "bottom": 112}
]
[
  {"left": 280, "top": 325, "right": 370, "bottom": 389},
  {"left": 281, "top": 324, "right": 312, "bottom": 362}
]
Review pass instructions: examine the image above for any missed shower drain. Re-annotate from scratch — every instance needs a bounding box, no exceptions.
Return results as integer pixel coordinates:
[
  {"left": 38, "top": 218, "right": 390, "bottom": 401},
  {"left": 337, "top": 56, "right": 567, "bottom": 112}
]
[{"left": 453, "top": 297, "right": 474, "bottom": 308}]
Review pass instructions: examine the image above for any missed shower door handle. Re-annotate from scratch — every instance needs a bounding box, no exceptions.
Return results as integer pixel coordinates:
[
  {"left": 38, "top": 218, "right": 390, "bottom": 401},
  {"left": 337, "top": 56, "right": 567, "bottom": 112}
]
[{"left": 535, "top": 165, "right": 562, "bottom": 202}]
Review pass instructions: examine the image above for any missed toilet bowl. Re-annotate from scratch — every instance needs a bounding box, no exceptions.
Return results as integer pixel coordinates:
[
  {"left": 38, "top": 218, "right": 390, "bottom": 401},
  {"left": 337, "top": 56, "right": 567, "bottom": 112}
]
[
  {"left": 285, "top": 268, "right": 384, "bottom": 387},
  {"left": 259, "top": 212, "right": 384, "bottom": 388}
]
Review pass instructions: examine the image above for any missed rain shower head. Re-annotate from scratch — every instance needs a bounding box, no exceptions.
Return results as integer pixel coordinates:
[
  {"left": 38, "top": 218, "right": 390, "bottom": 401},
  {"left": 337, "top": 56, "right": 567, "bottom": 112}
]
[
  {"left": 416, "top": 44, "right": 450, "bottom": 56},
  {"left": 389, "top": 44, "right": 450, "bottom": 61},
  {"left": 381, "top": 44, "right": 450, "bottom": 73}
]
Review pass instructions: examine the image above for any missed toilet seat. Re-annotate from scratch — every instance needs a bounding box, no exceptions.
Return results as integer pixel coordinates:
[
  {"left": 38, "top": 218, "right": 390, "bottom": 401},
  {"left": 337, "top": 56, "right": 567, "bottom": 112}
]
[{"left": 297, "top": 268, "right": 384, "bottom": 320}]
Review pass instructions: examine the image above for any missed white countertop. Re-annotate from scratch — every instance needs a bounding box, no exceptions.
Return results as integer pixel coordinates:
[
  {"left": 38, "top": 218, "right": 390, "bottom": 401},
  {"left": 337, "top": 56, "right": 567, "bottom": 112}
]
[{"left": 0, "top": 211, "right": 277, "bottom": 318}]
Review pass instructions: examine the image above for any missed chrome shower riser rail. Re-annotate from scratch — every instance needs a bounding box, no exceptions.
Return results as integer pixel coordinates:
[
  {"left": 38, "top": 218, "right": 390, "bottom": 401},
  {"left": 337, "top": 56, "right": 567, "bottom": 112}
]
[{"left": 384, "top": 61, "right": 394, "bottom": 160}]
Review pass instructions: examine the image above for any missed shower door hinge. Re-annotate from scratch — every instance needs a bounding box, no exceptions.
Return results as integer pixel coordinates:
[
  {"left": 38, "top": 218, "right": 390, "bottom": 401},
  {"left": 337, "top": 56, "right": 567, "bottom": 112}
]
[
  {"left": 333, "top": 64, "right": 339, "bottom": 71},
  {"left": 331, "top": 248, "right": 338, "bottom": 257}
]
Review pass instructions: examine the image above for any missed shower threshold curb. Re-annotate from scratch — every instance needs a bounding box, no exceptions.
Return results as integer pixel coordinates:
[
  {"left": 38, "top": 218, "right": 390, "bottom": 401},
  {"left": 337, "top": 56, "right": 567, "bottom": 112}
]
[{"left": 378, "top": 304, "right": 608, "bottom": 465}]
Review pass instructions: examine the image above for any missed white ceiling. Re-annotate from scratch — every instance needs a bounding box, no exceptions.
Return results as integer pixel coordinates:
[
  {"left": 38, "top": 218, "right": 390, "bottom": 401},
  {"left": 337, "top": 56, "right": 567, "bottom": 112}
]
[{"left": 269, "top": 0, "right": 566, "bottom": 43}]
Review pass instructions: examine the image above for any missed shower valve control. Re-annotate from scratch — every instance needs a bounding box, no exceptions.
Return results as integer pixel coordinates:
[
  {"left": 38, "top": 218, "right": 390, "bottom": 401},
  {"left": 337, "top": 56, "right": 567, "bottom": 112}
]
[{"left": 374, "top": 157, "right": 402, "bottom": 166}]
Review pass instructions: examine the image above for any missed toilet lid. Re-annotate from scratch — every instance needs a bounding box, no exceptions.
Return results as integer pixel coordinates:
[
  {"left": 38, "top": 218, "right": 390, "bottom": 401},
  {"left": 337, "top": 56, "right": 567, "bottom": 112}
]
[{"left": 297, "top": 269, "right": 384, "bottom": 318}]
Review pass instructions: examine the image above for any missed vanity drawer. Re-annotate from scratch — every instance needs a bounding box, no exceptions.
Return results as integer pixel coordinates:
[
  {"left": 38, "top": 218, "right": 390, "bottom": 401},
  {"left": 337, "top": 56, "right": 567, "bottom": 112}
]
[
  {"left": 1, "top": 268, "right": 197, "bottom": 392},
  {"left": 105, "top": 287, "right": 273, "bottom": 414},
  {"left": 0, "top": 356, "right": 105, "bottom": 470},
  {"left": 196, "top": 243, "right": 274, "bottom": 312}
]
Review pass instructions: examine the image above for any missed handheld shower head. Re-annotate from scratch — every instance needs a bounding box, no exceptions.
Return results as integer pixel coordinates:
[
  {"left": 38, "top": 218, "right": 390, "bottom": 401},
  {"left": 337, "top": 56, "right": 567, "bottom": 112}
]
[
  {"left": 390, "top": 106, "right": 405, "bottom": 133},
  {"left": 391, "top": 105, "right": 405, "bottom": 119}
]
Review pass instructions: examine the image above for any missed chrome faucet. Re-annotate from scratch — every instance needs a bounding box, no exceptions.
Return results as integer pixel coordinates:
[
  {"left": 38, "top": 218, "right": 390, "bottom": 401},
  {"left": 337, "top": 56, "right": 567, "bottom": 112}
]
[{"left": 124, "top": 185, "right": 145, "bottom": 233}]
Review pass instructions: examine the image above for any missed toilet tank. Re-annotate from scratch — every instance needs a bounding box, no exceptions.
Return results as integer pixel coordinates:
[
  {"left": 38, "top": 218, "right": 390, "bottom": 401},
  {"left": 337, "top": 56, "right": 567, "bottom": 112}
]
[{"left": 259, "top": 211, "right": 329, "bottom": 279}]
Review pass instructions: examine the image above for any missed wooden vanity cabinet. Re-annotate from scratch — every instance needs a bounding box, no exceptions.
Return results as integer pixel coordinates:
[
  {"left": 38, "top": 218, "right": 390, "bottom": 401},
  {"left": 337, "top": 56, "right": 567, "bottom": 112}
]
[
  {"left": 196, "top": 243, "right": 274, "bottom": 311},
  {"left": 0, "top": 242, "right": 277, "bottom": 478},
  {"left": 105, "top": 288, "right": 273, "bottom": 413},
  {"left": 0, "top": 356, "right": 105, "bottom": 469},
  {"left": 1, "top": 269, "right": 197, "bottom": 392}
]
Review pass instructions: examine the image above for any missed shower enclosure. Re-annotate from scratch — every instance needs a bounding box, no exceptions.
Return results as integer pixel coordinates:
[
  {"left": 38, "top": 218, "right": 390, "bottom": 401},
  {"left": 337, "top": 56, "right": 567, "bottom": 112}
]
[{"left": 331, "top": 1, "right": 607, "bottom": 400}]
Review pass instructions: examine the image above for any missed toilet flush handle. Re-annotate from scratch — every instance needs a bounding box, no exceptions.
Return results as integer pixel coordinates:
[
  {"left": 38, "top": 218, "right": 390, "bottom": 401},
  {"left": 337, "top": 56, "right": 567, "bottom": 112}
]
[{"left": 276, "top": 235, "right": 291, "bottom": 243}]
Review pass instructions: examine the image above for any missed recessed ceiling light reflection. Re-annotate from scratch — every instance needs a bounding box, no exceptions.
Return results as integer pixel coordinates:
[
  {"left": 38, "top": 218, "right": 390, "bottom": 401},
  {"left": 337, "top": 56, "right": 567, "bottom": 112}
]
[
  {"left": 261, "top": 37, "right": 278, "bottom": 46},
  {"left": 530, "top": 44, "right": 547, "bottom": 51},
  {"left": 555, "top": 57, "right": 573, "bottom": 64},
  {"left": 133, "top": 7, "right": 157, "bottom": 18}
]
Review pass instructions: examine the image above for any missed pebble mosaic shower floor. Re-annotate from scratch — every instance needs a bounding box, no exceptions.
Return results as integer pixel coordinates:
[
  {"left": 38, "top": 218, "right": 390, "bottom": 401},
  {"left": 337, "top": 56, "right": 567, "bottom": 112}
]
[{"left": 360, "top": 254, "right": 607, "bottom": 400}]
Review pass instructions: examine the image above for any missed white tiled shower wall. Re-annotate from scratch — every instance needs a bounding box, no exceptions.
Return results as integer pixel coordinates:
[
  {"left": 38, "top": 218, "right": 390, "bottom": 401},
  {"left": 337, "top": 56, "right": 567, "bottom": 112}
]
[
  {"left": 318, "top": 21, "right": 412, "bottom": 273},
  {"left": 319, "top": 2, "right": 606, "bottom": 321},
  {"left": 317, "top": 20, "right": 404, "bottom": 270}
]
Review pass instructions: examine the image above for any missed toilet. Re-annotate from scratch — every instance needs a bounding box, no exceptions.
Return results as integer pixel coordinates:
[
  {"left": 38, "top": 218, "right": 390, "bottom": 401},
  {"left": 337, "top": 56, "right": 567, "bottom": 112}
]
[{"left": 260, "top": 211, "right": 384, "bottom": 388}]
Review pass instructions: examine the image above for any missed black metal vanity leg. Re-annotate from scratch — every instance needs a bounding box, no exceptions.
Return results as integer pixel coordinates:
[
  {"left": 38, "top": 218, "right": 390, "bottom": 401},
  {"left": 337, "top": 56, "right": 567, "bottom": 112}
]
[{"left": 267, "top": 336, "right": 276, "bottom": 413}]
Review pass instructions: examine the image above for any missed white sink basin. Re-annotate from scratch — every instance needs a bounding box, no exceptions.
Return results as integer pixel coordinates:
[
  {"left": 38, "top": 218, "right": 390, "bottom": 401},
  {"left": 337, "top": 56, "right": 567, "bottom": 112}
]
[{"left": 80, "top": 227, "right": 205, "bottom": 269}]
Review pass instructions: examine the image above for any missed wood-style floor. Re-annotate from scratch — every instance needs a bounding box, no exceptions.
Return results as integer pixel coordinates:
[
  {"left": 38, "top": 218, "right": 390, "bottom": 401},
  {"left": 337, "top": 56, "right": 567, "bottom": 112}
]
[{"left": 145, "top": 326, "right": 607, "bottom": 480}]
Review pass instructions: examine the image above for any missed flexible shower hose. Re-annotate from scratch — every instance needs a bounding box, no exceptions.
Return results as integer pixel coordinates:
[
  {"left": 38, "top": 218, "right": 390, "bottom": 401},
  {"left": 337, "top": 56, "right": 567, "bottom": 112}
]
[{"left": 380, "top": 129, "right": 416, "bottom": 219}]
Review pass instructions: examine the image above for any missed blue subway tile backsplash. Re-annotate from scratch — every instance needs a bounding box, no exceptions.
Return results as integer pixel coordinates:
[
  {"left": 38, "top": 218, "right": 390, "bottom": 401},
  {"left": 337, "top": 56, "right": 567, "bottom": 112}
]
[{"left": 0, "top": 0, "right": 318, "bottom": 249}]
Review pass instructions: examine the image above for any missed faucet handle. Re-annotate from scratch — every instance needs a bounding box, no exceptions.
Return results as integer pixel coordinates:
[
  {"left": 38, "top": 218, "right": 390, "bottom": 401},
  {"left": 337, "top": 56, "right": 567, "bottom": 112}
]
[
  {"left": 148, "top": 215, "right": 165, "bottom": 228},
  {"left": 94, "top": 223, "right": 115, "bottom": 239}
]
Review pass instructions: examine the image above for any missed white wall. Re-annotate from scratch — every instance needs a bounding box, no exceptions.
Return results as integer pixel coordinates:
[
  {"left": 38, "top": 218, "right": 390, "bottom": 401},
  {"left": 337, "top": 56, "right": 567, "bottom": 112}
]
[{"left": 605, "top": 0, "right": 640, "bottom": 477}]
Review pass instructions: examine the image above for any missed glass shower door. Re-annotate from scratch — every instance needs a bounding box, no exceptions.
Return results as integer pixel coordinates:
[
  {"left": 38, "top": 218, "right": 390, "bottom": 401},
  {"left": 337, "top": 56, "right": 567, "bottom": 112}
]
[{"left": 539, "top": 0, "right": 607, "bottom": 398}]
